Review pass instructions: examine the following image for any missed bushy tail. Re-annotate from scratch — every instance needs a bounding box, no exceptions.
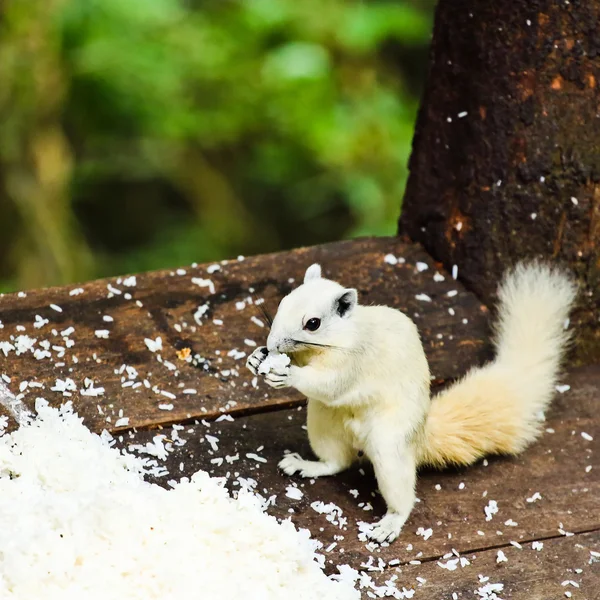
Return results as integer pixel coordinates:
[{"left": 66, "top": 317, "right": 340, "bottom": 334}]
[{"left": 418, "top": 261, "right": 577, "bottom": 469}]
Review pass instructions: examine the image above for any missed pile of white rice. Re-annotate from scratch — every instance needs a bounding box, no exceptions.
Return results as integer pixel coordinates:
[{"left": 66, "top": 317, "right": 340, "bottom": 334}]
[{"left": 0, "top": 400, "right": 358, "bottom": 600}]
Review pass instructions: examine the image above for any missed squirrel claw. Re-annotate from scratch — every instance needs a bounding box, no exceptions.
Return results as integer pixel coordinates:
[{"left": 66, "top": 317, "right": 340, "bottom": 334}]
[
  {"left": 246, "top": 346, "right": 268, "bottom": 375},
  {"left": 367, "top": 513, "right": 405, "bottom": 544}
]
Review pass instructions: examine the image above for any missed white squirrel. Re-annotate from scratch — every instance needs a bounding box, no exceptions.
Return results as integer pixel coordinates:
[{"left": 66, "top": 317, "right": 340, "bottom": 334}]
[{"left": 246, "top": 261, "right": 577, "bottom": 543}]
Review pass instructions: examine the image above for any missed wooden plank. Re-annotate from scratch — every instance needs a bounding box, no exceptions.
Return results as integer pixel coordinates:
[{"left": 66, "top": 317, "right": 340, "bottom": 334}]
[
  {"left": 0, "top": 237, "right": 491, "bottom": 431},
  {"left": 115, "top": 365, "right": 599, "bottom": 572},
  {"left": 366, "top": 532, "right": 600, "bottom": 600}
]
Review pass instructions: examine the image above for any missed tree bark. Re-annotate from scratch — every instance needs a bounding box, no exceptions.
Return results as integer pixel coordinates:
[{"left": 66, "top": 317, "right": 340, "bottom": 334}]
[{"left": 399, "top": 0, "right": 600, "bottom": 364}]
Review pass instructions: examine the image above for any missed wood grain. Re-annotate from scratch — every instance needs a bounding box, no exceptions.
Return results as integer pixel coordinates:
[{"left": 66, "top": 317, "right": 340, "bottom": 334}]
[
  {"left": 116, "top": 365, "right": 599, "bottom": 575},
  {"left": 0, "top": 237, "right": 491, "bottom": 431},
  {"left": 399, "top": 0, "right": 600, "bottom": 365}
]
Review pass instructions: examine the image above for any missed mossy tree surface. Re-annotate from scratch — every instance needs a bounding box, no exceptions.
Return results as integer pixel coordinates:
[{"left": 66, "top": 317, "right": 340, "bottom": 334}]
[{"left": 399, "top": 0, "right": 600, "bottom": 364}]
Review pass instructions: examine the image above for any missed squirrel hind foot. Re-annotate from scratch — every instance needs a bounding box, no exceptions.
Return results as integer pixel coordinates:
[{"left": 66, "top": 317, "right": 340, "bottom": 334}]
[{"left": 367, "top": 512, "right": 407, "bottom": 544}]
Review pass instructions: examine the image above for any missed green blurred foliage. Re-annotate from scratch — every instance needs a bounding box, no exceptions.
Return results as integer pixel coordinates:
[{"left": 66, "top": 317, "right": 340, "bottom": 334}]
[{"left": 0, "top": 0, "right": 434, "bottom": 292}]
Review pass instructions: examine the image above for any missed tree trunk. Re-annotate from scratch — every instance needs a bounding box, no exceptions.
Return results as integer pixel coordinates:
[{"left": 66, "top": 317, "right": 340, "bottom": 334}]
[{"left": 399, "top": 0, "right": 600, "bottom": 364}]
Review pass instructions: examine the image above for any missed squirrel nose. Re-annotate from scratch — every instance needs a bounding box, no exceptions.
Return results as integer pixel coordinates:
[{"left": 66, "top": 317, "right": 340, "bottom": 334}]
[{"left": 266, "top": 333, "right": 279, "bottom": 353}]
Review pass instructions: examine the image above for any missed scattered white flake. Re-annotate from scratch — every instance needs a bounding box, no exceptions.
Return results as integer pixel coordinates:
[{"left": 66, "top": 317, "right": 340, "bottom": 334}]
[
  {"left": 415, "top": 294, "right": 432, "bottom": 302},
  {"left": 160, "top": 390, "right": 176, "bottom": 400},
  {"left": 205, "top": 435, "right": 219, "bottom": 452},
  {"left": 586, "top": 465, "right": 592, "bottom": 473},
  {"left": 415, "top": 262, "right": 429, "bottom": 272},
  {"left": 437, "top": 558, "right": 459, "bottom": 571},
  {"left": 433, "top": 272, "right": 445, "bottom": 282},
  {"left": 192, "top": 278, "right": 215, "bottom": 295},
  {"left": 207, "top": 264, "right": 221, "bottom": 274},
  {"left": 103, "top": 315, "right": 114, "bottom": 323},
  {"left": 447, "top": 290, "right": 458, "bottom": 297},
  {"left": 95, "top": 330, "right": 110, "bottom": 339},
  {"left": 244, "top": 339, "right": 257, "bottom": 347},
  {"left": 509, "top": 541, "right": 522, "bottom": 549},
  {"left": 562, "top": 581, "right": 580, "bottom": 588},
  {"left": 458, "top": 111, "right": 468, "bottom": 118},
  {"left": 504, "top": 519, "right": 518, "bottom": 527},
  {"left": 107, "top": 284, "right": 122, "bottom": 295},
  {"left": 51, "top": 378, "right": 77, "bottom": 396},
  {"left": 246, "top": 453, "right": 267, "bottom": 464},
  {"left": 526, "top": 492, "right": 542, "bottom": 503},
  {"left": 80, "top": 379, "right": 105, "bottom": 397},
  {"left": 213, "top": 319, "right": 223, "bottom": 326},
  {"left": 251, "top": 316, "right": 265, "bottom": 328},
  {"left": 235, "top": 301, "right": 246, "bottom": 311},
  {"left": 532, "top": 541, "right": 544, "bottom": 551},
  {"left": 122, "top": 276, "right": 137, "bottom": 287},
  {"left": 115, "top": 417, "right": 130, "bottom": 427},
  {"left": 581, "top": 432, "right": 593, "bottom": 441},
  {"left": 556, "top": 384, "right": 570, "bottom": 393},
  {"left": 158, "top": 404, "right": 174, "bottom": 411},
  {"left": 496, "top": 550, "right": 508, "bottom": 563},
  {"left": 570, "top": 197, "right": 578, "bottom": 206},
  {"left": 183, "top": 389, "right": 197, "bottom": 395},
  {"left": 286, "top": 486, "right": 303, "bottom": 500},
  {"left": 531, "top": 213, "right": 537, "bottom": 220},
  {"left": 194, "top": 304, "right": 210, "bottom": 325},
  {"left": 228, "top": 349, "right": 246, "bottom": 360},
  {"left": 34, "top": 315, "right": 49, "bottom": 329},
  {"left": 49, "top": 304, "right": 62, "bottom": 313},
  {"left": 416, "top": 527, "right": 433, "bottom": 541},
  {"left": 484, "top": 499, "right": 498, "bottom": 521},
  {"left": 61, "top": 326, "right": 75, "bottom": 337},
  {"left": 458, "top": 482, "right": 465, "bottom": 490},
  {"left": 476, "top": 582, "right": 504, "bottom": 599},
  {"left": 452, "top": 265, "right": 458, "bottom": 279},
  {"left": 144, "top": 337, "right": 163, "bottom": 353},
  {"left": 384, "top": 254, "right": 398, "bottom": 265},
  {"left": 69, "top": 288, "right": 85, "bottom": 296}
]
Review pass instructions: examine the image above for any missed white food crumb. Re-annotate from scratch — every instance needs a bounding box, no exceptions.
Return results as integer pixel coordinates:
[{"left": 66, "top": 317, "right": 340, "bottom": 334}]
[
  {"left": 496, "top": 550, "right": 507, "bottom": 563},
  {"left": 484, "top": 500, "right": 498, "bottom": 521},
  {"left": 192, "top": 278, "right": 215, "bottom": 294},
  {"left": 415, "top": 262, "right": 429, "bottom": 272},
  {"left": 50, "top": 304, "right": 62, "bottom": 313},
  {"left": 0, "top": 401, "right": 356, "bottom": 599},
  {"left": 581, "top": 432, "right": 593, "bottom": 441},
  {"left": 285, "top": 486, "right": 303, "bottom": 500},
  {"left": 258, "top": 353, "right": 291, "bottom": 376},
  {"left": 145, "top": 337, "right": 163, "bottom": 353},
  {"left": 532, "top": 541, "right": 544, "bottom": 551}
]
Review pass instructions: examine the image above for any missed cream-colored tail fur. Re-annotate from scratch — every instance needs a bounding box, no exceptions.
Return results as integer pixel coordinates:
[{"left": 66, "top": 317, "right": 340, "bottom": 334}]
[{"left": 418, "top": 262, "right": 577, "bottom": 469}]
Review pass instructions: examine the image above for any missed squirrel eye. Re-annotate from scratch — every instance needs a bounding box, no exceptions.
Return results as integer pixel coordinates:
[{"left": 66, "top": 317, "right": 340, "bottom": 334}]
[{"left": 304, "top": 318, "right": 321, "bottom": 332}]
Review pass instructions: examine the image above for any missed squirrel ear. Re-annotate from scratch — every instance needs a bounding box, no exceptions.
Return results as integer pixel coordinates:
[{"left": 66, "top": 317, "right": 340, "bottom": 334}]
[
  {"left": 335, "top": 288, "right": 358, "bottom": 317},
  {"left": 304, "top": 263, "right": 322, "bottom": 283}
]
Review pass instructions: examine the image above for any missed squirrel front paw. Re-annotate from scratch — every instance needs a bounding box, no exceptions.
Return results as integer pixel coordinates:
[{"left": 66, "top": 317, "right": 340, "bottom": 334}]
[
  {"left": 246, "top": 346, "right": 268, "bottom": 375},
  {"left": 264, "top": 363, "right": 292, "bottom": 389}
]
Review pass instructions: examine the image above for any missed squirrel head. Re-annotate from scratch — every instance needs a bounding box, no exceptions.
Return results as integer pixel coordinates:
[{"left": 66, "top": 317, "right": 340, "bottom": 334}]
[{"left": 266, "top": 263, "right": 358, "bottom": 354}]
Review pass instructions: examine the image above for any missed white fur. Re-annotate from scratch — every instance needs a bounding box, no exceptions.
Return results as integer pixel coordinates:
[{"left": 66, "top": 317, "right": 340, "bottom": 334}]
[{"left": 246, "top": 261, "right": 576, "bottom": 543}]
